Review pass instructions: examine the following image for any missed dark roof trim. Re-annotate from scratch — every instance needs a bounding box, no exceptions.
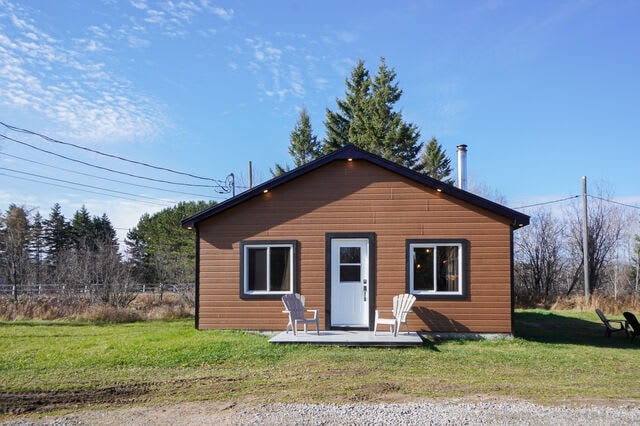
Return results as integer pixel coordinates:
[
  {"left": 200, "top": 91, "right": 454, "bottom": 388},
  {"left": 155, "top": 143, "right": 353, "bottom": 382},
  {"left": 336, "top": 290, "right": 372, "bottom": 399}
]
[{"left": 181, "top": 144, "right": 530, "bottom": 229}]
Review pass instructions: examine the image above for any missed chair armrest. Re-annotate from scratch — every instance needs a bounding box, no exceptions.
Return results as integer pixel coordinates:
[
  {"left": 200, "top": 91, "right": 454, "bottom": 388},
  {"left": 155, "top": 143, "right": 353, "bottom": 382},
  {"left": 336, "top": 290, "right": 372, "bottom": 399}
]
[
  {"left": 306, "top": 309, "right": 318, "bottom": 318},
  {"left": 607, "top": 319, "right": 627, "bottom": 328},
  {"left": 375, "top": 309, "right": 393, "bottom": 313}
]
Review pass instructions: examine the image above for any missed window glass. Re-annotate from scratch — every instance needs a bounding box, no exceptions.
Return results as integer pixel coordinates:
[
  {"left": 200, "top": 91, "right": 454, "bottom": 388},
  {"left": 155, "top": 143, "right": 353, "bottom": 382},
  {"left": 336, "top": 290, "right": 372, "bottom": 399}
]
[
  {"left": 270, "top": 246, "right": 291, "bottom": 292},
  {"left": 409, "top": 242, "right": 462, "bottom": 295},
  {"left": 247, "top": 248, "right": 267, "bottom": 291},
  {"left": 340, "top": 265, "right": 361, "bottom": 282},
  {"left": 243, "top": 243, "right": 294, "bottom": 295},
  {"left": 437, "top": 245, "right": 459, "bottom": 292},
  {"left": 340, "top": 247, "right": 360, "bottom": 263},
  {"left": 413, "top": 247, "right": 434, "bottom": 291},
  {"left": 339, "top": 246, "right": 361, "bottom": 282}
]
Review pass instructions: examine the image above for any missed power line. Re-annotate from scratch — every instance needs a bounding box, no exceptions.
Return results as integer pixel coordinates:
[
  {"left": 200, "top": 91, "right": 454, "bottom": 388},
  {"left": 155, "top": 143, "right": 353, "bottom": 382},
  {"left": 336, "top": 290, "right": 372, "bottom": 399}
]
[
  {"left": 1, "top": 120, "right": 226, "bottom": 184},
  {"left": 0, "top": 132, "right": 226, "bottom": 189},
  {"left": 0, "top": 166, "right": 179, "bottom": 205},
  {"left": 589, "top": 195, "right": 640, "bottom": 210},
  {"left": 511, "top": 194, "right": 640, "bottom": 212},
  {"left": 0, "top": 172, "right": 173, "bottom": 207},
  {"left": 0, "top": 151, "right": 225, "bottom": 200},
  {"left": 511, "top": 195, "right": 580, "bottom": 210}
]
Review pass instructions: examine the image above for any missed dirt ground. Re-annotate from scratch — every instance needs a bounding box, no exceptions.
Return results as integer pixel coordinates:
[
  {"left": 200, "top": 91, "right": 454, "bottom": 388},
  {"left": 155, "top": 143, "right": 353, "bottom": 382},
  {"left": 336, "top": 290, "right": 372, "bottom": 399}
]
[{"left": 2, "top": 390, "right": 639, "bottom": 426}]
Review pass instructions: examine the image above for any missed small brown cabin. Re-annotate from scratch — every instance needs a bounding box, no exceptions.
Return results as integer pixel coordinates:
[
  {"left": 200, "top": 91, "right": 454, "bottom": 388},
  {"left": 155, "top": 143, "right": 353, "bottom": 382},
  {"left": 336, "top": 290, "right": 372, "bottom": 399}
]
[{"left": 182, "top": 145, "right": 529, "bottom": 334}]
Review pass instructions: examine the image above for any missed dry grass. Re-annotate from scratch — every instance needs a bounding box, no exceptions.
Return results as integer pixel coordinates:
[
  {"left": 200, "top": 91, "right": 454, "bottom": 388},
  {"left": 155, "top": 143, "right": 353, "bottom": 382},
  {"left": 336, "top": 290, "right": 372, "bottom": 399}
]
[
  {"left": 0, "top": 292, "right": 194, "bottom": 323},
  {"left": 550, "top": 293, "right": 640, "bottom": 315}
]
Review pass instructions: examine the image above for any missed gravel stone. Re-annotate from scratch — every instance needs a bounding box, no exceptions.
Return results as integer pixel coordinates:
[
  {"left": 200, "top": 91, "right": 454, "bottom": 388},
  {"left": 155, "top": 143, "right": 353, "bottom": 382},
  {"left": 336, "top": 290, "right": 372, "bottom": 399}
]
[{"left": 3, "top": 400, "right": 639, "bottom": 426}]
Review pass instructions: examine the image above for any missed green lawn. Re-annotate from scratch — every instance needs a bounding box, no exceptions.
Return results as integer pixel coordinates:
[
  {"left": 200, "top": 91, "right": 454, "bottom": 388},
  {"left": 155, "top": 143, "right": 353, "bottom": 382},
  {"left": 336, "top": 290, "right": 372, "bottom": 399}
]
[{"left": 1, "top": 310, "right": 638, "bottom": 415}]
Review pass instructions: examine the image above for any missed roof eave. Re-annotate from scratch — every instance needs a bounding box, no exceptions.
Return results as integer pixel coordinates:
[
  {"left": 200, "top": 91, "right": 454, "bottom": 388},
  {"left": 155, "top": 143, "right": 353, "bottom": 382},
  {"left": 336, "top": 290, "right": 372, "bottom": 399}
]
[{"left": 181, "top": 144, "right": 530, "bottom": 229}]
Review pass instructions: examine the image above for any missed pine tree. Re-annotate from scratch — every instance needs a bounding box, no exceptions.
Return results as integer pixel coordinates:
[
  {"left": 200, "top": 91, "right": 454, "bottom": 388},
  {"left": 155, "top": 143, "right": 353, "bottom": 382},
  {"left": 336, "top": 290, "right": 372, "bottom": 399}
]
[
  {"left": 91, "top": 213, "right": 118, "bottom": 251},
  {"left": 126, "top": 200, "right": 215, "bottom": 284},
  {"left": 29, "top": 212, "right": 45, "bottom": 286},
  {"left": 322, "top": 58, "right": 422, "bottom": 169},
  {"left": 269, "top": 163, "right": 291, "bottom": 177},
  {"left": 369, "top": 58, "right": 422, "bottom": 168},
  {"left": 71, "top": 205, "right": 92, "bottom": 251},
  {"left": 323, "top": 59, "right": 370, "bottom": 153},
  {"left": 44, "top": 203, "right": 71, "bottom": 265},
  {"left": 289, "top": 106, "right": 321, "bottom": 167},
  {"left": 418, "top": 137, "right": 454, "bottom": 184}
]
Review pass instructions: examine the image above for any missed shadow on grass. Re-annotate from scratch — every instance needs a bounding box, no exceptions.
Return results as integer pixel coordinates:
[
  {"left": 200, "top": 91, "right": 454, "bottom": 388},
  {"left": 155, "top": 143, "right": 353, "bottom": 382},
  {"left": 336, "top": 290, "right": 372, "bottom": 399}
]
[{"left": 514, "top": 311, "right": 638, "bottom": 348}]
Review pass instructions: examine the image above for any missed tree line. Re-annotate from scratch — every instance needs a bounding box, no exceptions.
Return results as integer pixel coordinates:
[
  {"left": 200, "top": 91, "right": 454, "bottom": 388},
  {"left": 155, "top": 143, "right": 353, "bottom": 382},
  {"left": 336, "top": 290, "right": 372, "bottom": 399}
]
[
  {"left": 514, "top": 187, "right": 639, "bottom": 305},
  {"left": 0, "top": 201, "right": 213, "bottom": 306}
]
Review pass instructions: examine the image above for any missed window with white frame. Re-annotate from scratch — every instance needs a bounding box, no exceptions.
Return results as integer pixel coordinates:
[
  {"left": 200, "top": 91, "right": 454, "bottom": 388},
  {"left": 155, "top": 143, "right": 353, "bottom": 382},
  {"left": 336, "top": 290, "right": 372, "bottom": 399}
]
[
  {"left": 241, "top": 241, "right": 295, "bottom": 296},
  {"left": 408, "top": 242, "right": 463, "bottom": 295}
]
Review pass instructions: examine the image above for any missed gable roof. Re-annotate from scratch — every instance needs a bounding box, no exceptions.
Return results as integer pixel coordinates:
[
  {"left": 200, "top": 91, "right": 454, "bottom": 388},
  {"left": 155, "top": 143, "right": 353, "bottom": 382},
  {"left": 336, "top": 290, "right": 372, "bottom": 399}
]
[{"left": 181, "top": 144, "right": 529, "bottom": 229}]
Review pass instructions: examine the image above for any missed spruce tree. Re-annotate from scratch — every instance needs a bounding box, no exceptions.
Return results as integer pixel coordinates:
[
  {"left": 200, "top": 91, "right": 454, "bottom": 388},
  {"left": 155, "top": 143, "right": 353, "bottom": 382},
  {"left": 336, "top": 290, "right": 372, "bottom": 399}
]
[
  {"left": 418, "top": 137, "right": 454, "bottom": 184},
  {"left": 288, "top": 106, "right": 321, "bottom": 167},
  {"left": 44, "top": 203, "right": 71, "bottom": 265},
  {"left": 369, "top": 58, "right": 422, "bottom": 168},
  {"left": 269, "top": 163, "right": 290, "bottom": 177},
  {"left": 323, "top": 59, "right": 370, "bottom": 153},
  {"left": 29, "top": 212, "right": 45, "bottom": 285},
  {"left": 322, "top": 58, "right": 422, "bottom": 169},
  {"left": 71, "top": 205, "right": 92, "bottom": 251}
]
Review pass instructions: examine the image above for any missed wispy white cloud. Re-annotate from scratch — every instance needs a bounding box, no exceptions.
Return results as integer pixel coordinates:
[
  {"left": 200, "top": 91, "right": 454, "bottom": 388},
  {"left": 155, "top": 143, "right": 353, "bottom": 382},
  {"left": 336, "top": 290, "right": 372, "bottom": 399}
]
[
  {"left": 244, "top": 36, "right": 314, "bottom": 102},
  {"left": 0, "top": 0, "right": 163, "bottom": 143},
  {"left": 123, "top": 0, "right": 233, "bottom": 39},
  {"left": 209, "top": 6, "right": 234, "bottom": 21}
]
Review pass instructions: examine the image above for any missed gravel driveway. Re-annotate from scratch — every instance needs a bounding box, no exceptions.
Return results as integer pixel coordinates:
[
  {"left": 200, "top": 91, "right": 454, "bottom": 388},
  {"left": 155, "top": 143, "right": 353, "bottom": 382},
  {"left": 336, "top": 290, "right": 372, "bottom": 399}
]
[{"left": 4, "top": 399, "right": 640, "bottom": 425}]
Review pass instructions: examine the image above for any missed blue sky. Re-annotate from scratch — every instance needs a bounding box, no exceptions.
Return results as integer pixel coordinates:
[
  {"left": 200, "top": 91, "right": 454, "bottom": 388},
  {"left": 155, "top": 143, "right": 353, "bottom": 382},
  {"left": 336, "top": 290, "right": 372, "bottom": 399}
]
[{"left": 1, "top": 0, "right": 639, "bottom": 243}]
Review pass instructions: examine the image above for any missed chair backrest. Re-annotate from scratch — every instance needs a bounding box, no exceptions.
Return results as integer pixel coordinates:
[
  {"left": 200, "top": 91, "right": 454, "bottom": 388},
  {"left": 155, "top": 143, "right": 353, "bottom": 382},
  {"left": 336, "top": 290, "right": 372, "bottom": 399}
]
[
  {"left": 392, "top": 293, "right": 416, "bottom": 322},
  {"left": 595, "top": 309, "right": 608, "bottom": 323},
  {"left": 623, "top": 311, "right": 640, "bottom": 330},
  {"left": 282, "top": 293, "right": 305, "bottom": 320}
]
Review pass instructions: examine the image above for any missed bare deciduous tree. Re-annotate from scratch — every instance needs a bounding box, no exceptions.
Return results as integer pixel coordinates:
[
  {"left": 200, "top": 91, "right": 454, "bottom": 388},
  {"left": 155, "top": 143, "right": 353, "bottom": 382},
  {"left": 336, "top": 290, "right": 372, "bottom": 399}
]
[
  {"left": 515, "top": 209, "right": 565, "bottom": 304},
  {"left": 566, "top": 186, "right": 627, "bottom": 295}
]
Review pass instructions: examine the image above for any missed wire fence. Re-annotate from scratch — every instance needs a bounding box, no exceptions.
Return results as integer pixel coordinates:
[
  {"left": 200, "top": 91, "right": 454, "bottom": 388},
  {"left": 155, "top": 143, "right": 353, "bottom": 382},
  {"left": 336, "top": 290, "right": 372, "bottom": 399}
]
[{"left": 0, "top": 283, "right": 193, "bottom": 297}]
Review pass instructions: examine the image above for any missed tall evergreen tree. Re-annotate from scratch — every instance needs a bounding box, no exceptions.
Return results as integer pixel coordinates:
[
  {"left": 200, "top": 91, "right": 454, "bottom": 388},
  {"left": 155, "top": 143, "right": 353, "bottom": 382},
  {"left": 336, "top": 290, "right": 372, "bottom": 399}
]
[
  {"left": 418, "top": 137, "right": 454, "bottom": 184},
  {"left": 322, "top": 58, "right": 423, "bottom": 169},
  {"left": 91, "top": 213, "right": 118, "bottom": 250},
  {"left": 369, "top": 58, "right": 422, "bottom": 167},
  {"left": 323, "top": 59, "right": 370, "bottom": 153},
  {"left": 44, "top": 203, "right": 71, "bottom": 266},
  {"left": 29, "top": 212, "right": 45, "bottom": 285},
  {"left": 289, "top": 106, "right": 321, "bottom": 167},
  {"left": 71, "top": 205, "right": 92, "bottom": 251}
]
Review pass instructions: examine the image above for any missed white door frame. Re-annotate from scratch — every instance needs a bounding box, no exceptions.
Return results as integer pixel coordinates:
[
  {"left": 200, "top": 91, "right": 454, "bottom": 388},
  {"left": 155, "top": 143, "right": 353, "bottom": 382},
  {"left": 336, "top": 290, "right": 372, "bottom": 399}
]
[{"left": 326, "top": 233, "right": 376, "bottom": 329}]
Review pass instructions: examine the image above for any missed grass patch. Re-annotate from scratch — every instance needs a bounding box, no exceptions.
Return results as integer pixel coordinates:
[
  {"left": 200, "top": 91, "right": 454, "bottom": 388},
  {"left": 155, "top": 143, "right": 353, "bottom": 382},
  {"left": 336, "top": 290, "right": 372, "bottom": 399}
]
[{"left": 1, "top": 310, "right": 638, "bottom": 415}]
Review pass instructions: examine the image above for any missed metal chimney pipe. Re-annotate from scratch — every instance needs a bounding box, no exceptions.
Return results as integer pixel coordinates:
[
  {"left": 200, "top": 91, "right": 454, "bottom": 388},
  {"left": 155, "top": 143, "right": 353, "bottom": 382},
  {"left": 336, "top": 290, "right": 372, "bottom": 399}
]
[{"left": 456, "top": 144, "right": 468, "bottom": 190}]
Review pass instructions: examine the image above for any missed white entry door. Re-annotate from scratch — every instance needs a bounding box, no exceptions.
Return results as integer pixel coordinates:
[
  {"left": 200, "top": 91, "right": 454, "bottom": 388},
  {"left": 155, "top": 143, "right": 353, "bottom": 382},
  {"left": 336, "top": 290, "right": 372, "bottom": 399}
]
[{"left": 330, "top": 238, "right": 369, "bottom": 327}]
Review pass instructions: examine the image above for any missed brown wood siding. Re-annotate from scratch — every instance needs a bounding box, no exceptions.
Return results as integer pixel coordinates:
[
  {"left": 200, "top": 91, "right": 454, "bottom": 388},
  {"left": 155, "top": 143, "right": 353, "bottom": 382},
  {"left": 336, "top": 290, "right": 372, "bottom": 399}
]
[{"left": 197, "top": 160, "right": 514, "bottom": 333}]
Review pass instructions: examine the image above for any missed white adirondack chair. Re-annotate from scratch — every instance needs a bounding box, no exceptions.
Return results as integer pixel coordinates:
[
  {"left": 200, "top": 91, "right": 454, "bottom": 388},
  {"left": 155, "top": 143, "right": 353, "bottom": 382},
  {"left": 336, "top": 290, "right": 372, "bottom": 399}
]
[
  {"left": 374, "top": 293, "right": 416, "bottom": 336},
  {"left": 281, "top": 293, "right": 319, "bottom": 336}
]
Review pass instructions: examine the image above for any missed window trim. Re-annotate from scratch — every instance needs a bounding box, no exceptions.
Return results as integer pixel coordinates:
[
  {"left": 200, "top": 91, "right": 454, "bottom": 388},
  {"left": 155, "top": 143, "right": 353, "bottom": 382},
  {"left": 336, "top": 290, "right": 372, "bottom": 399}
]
[
  {"left": 240, "top": 240, "right": 298, "bottom": 299},
  {"left": 406, "top": 239, "right": 469, "bottom": 300}
]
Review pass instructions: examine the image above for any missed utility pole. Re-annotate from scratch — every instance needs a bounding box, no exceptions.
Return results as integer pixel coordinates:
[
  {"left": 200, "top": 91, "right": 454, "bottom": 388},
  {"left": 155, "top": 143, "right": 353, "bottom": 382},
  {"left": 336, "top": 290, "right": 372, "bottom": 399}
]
[
  {"left": 582, "top": 176, "right": 590, "bottom": 299},
  {"left": 248, "top": 161, "right": 253, "bottom": 189}
]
